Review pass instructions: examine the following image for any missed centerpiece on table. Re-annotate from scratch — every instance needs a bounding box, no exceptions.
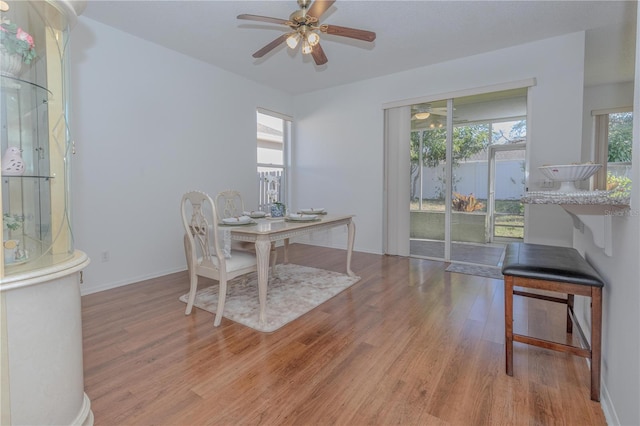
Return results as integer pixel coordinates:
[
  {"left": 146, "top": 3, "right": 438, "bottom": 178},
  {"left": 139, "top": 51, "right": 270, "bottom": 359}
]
[{"left": 270, "top": 201, "right": 286, "bottom": 218}]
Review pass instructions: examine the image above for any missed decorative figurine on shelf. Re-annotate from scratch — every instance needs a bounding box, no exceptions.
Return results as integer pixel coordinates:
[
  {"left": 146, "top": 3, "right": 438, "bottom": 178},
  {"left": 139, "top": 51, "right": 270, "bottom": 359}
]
[
  {"left": 3, "top": 239, "right": 28, "bottom": 264},
  {"left": 3, "top": 212, "right": 23, "bottom": 231},
  {"left": 2, "top": 146, "right": 25, "bottom": 175}
]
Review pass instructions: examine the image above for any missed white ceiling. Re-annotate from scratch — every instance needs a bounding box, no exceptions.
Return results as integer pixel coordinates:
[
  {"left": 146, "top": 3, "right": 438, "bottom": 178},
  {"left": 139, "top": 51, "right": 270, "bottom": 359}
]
[{"left": 82, "top": 0, "right": 637, "bottom": 95}]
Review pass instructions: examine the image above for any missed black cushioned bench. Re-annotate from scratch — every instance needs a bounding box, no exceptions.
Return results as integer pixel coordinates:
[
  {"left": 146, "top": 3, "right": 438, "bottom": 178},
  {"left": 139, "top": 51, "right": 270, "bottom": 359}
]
[{"left": 501, "top": 242, "right": 604, "bottom": 401}]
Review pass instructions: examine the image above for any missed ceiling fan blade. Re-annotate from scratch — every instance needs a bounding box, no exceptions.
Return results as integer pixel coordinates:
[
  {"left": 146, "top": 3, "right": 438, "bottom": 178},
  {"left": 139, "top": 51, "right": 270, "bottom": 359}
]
[
  {"left": 252, "top": 33, "right": 289, "bottom": 58},
  {"left": 323, "top": 24, "right": 376, "bottom": 42},
  {"left": 307, "top": 0, "right": 335, "bottom": 19},
  {"left": 311, "top": 43, "right": 328, "bottom": 65},
  {"left": 237, "top": 14, "right": 289, "bottom": 26}
]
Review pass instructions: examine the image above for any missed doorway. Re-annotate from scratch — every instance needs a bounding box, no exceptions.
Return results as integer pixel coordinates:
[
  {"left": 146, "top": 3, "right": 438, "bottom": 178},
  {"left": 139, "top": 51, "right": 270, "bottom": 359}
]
[
  {"left": 487, "top": 142, "right": 526, "bottom": 243},
  {"left": 408, "top": 88, "right": 527, "bottom": 266}
]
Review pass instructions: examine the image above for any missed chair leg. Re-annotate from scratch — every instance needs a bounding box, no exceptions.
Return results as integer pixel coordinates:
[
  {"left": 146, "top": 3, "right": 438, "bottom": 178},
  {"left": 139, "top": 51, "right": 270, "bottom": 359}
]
[
  {"left": 504, "top": 275, "right": 514, "bottom": 376},
  {"left": 185, "top": 272, "right": 198, "bottom": 315},
  {"left": 214, "top": 278, "right": 228, "bottom": 327},
  {"left": 591, "top": 287, "right": 603, "bottom": 402},
  {"left": 184, "top": 233, "right": 198, "bottom": 315}
]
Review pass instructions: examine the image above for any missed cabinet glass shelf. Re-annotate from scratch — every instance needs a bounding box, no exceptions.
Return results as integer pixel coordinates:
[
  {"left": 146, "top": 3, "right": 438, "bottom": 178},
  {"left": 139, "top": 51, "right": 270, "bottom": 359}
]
[{"left": 3, "top": 176, "right": 55, "bottom": 180}]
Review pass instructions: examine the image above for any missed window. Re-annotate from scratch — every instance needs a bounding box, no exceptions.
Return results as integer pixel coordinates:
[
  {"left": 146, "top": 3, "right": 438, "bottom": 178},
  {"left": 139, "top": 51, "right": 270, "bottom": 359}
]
[
  {"left": 257, "top": 109, "right": 292, "bottom": 209},
  {"left": 593, "top": 108, "right": 632, "bottom": 194}
]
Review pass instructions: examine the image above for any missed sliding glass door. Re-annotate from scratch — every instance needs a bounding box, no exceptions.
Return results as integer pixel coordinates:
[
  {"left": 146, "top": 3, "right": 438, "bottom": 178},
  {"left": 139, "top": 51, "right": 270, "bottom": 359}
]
[{"left": 409, "top": 89, "right": 527, "bottom": 265}]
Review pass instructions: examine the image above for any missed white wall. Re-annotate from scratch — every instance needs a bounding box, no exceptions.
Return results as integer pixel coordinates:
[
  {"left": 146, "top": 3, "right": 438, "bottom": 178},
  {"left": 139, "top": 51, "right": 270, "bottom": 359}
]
[
  {"left": 292, "top": 32, "right": 586, "bottom": 252},
  {"left": 70, "top": 18, "right": 292, "bottom": 294},
  {"left": 574, "top": 84, "right": 639, "bottom": 424}
]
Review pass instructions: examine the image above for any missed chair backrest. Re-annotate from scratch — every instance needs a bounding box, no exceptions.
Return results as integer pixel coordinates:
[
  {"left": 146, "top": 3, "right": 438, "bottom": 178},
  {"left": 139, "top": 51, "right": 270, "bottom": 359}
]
[
  {"left": 181, "top": 191, "right": 224, "bottom": 270},
  {"left": 215, "top": 190, "right": 245, "bottom": 219}
]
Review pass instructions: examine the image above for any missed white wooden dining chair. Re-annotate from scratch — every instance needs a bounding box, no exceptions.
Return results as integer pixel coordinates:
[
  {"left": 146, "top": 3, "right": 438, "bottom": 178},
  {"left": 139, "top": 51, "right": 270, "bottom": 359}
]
[
  {"left": 214, "top": 189, "right": 280, "bottom": 270},
  {"left": 181, "top": 190, "right": 258, "bottom": 326},
  {"left": 215, "top": 189, "right": 246, "bottom": 219}
]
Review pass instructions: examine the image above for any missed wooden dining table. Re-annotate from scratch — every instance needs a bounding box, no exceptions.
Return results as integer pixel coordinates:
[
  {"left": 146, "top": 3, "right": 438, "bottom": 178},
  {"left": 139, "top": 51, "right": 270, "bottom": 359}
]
[{"left": 222, "top": 214, "right": 356, "bottom": 325}]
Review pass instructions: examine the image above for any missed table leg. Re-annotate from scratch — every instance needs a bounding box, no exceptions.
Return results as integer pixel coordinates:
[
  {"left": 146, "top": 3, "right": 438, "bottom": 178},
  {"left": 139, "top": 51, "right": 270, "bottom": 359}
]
[
  {"left": 346, "top": 219, "right": 356, "bottom": 277},
  {"left": 255, "top": 238, "right": 271, "bottom": 325},
  {"left": 283, "top": 238, "right": 290, "bottom": 264}
]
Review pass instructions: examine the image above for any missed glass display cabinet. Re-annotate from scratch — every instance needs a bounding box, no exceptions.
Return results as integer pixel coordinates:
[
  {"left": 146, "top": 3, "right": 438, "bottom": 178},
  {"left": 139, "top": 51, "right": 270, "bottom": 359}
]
[
  {"left": 1, "top": 1, "right": 74, "bottom": 276},
  {"left": 0, "top": 1, "right": 91, "bottom": 425}
]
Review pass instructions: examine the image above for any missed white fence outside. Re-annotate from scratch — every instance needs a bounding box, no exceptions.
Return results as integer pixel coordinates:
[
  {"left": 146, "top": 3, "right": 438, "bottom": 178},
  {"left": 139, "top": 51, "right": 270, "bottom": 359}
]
[
  {"left": 414, "top": 159, "right": 525, "bottom": 200},
  {"left": 608, "top": 163, "right": 632, "bottom": 178}
]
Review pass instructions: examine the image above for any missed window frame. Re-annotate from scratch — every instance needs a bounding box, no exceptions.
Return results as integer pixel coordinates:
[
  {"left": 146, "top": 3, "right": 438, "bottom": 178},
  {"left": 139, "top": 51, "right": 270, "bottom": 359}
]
[
  {"left": 592, "top": 106, "right": 632, "bottom": 190},
  {"left": 256, "top": 108, "right": 292, "bottom": 210}
]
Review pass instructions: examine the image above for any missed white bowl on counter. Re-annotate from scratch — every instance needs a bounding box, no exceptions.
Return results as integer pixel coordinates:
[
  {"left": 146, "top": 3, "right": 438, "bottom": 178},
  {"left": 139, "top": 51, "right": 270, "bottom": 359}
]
[{"left": 538, "top": 164, "right": 602, "bottom": 192}]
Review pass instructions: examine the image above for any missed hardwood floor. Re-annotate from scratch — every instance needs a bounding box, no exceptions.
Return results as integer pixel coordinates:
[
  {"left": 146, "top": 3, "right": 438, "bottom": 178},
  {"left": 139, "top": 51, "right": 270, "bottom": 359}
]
[
  {"left": 81, "top": 244, "right": 606, "bottom": 425},
  {"left": 409, "top": 240, "right": 506, "bottom": 266}
]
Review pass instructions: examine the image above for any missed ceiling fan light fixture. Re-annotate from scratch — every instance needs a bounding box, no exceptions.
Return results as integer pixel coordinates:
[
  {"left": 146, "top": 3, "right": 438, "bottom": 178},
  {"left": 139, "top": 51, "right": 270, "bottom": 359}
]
[
  {"left": 307, "top": 31, "right": 320, "bottom": 46},
  {"left": 302, "top": 38, "right": 312, "bottom": 54},
  {"left": 414, "top": 112, "right": 431, "bottom": 120},
  {"left": 286, "top": 32, "right": 301, "bottom": 49}
]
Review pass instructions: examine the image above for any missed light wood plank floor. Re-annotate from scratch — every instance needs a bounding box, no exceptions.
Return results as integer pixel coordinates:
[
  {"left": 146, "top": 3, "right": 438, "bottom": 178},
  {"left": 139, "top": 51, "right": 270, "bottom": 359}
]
[{"left": 82, "top": 244, "right": 606, "bottom": 425}]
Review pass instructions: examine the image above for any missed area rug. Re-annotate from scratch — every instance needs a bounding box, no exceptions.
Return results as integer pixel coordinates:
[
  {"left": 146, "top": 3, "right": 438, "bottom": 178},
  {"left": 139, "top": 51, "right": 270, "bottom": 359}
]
[
  {"left": 446, "top": 263, "right": 504, "bottom": 280},
  {"left": 179, "top": 264, "right": 361, "bottom": 332}
]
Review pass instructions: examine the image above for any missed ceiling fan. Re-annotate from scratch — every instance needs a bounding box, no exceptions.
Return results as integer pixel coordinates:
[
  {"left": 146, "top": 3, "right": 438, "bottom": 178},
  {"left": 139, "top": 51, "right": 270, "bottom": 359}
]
[
  {"left": 412, "top": 104, "right": 452, "bottom": 120},
  {"left": 237, "top": 0, "right": 376, "bottom": 66}
]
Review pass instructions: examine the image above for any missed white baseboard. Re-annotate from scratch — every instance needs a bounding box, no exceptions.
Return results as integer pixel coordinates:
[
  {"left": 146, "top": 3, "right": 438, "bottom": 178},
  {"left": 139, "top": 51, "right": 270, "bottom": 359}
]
[
  {"left": 80, "top": 266, "right": 186, "bottom": 296},
  {"left": 600, "top": 381, "right": 620, "bottom": 425},
  {"left": 575, "top": 302, "right": 619, "bottom": 425}
]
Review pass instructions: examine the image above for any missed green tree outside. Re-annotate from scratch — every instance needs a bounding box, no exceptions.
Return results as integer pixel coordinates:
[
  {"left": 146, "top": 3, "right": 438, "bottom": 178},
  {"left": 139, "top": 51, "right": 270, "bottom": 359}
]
[
  {"left": 410, "top": 124, "right": 490, "bottom": 199},
  {"left": 608, "top": 112, "right": 632, "bottom": 163}
]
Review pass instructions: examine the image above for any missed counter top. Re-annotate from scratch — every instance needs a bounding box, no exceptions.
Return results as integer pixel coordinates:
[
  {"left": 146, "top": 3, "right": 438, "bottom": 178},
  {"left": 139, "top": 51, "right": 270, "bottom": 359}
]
[
  {"left": 522, "top": 190, "right": 630, "bottom": 256},
  {"left": 522, "top": 190, "right": 630, "bottom": 207}
]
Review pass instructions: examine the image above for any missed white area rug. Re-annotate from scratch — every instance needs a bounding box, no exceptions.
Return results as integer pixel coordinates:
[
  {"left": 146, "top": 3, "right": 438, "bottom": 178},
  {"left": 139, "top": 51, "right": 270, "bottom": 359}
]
[
  {"left": 179, "top": 264, "right": 361, "bottom": 332},
  {"left": 446, "top": 263, "right": 504, "bottom": 280}
]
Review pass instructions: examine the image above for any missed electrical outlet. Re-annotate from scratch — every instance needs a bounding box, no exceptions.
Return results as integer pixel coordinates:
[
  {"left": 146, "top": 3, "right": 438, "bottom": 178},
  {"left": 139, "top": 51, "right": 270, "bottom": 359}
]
[{"left": 101, "top": 251, "right": 110, "bottom": 262}]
